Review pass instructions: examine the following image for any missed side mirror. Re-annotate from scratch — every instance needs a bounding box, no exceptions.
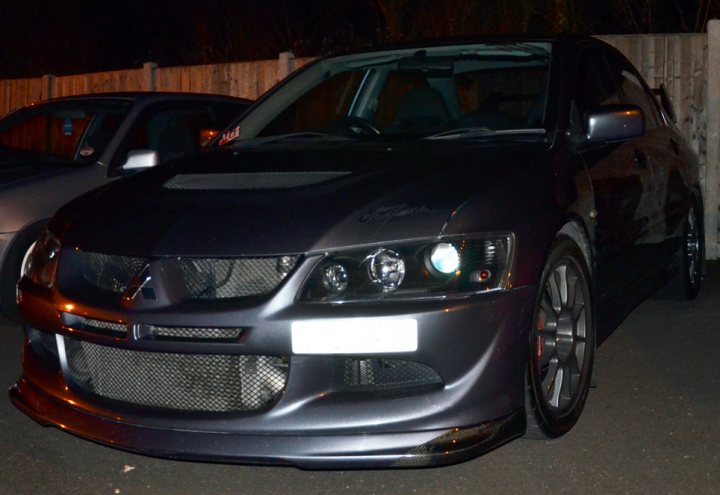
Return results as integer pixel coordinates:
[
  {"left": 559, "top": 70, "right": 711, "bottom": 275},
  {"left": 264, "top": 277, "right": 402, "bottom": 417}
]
[
  {"left": 121, "top": 149, "right": 159, "bottom": 173},
  {"left": 586, "top": 105, "right": 645, "bottom": 143}
]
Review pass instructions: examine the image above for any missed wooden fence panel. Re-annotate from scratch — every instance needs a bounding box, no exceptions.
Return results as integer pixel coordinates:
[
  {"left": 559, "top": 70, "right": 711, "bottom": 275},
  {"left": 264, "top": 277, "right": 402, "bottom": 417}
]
[
  {"left": 155, "top": 60, "right": 280, "bottom": 99},
  {"left": 0, "top": 77, "right": 44, "bottom": 116},
  {"left": 51, "top": 68, "right": 145, "bottom": 98}
]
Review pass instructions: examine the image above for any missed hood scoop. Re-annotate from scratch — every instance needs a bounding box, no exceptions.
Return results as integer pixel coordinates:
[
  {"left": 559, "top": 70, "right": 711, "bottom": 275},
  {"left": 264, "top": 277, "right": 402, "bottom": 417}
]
[{"left": 163, "top": 171, "right": 350, "bottom": 191}]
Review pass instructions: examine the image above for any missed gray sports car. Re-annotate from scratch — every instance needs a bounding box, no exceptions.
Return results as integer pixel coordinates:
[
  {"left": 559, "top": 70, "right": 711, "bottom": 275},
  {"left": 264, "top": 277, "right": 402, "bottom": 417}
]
[{"left": 11, "top": 36, "right": 703, "bottom": 468}]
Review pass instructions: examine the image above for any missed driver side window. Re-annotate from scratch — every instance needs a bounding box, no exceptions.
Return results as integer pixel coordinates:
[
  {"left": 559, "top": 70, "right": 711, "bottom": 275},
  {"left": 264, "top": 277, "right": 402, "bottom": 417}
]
[{"left": 575, "top": 45, "right": 621, "bottom": 128}]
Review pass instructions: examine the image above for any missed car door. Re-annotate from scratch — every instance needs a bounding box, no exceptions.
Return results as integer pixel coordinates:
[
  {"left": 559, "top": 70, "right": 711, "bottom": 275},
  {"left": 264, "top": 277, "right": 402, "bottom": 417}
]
[
  {"left": 574, "top": 43, "right": 657, "bottom": 307},
  {"left": 626, "top": 72, "right": 690, "bottom": 260},
  {"left": 609, "top": 54, "right": 678, "bottom": 267}
]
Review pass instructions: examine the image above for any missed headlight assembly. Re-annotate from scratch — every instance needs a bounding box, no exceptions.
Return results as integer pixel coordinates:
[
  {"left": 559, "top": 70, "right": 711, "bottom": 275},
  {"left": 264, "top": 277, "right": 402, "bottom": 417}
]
[
  {"left": 22, "top": 228, "right": 62, "bottom": 289},
  {"left": 300, "top": 234, "right": 514, "bottom": 303}
]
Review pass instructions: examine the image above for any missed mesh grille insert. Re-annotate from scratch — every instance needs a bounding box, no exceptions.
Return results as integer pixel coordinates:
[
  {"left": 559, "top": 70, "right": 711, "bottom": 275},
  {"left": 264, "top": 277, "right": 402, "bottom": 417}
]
[
  {"left": 343, "top": 358, "right": 443, "bottom": 392},
  {"left": 63, "top": 338, "right": 288, "bottom": 412},
  {"left": 79, "top": 253, "right": 148, "bottom": 294},
  {"left": 147, "top": 325, "right": 243, "bottom": 341},
  {"left": 73, "top": 252, "right": 299, "bottom": 300},
  {"left": 179, "top": 257, "right": 298, "bottom": 299}
]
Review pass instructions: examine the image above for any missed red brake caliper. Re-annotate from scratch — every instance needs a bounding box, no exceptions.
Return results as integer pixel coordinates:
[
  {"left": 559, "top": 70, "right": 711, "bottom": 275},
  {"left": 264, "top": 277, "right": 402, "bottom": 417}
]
[{"left": 536, "top": 312, "right": 544, "bottom": 359}]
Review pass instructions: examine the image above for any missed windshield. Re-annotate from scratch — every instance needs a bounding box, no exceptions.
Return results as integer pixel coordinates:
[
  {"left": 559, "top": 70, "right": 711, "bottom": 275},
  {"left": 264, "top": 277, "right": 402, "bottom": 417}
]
[
  {"left": 220, "top": 42, "right": 552, "bottom": 146},
  {"left": 0, "top": 99, "right": 131, "bottom": 163}
]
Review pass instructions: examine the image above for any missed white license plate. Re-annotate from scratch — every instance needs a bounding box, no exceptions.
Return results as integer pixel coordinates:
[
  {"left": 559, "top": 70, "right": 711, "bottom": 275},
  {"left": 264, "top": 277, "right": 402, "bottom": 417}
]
[{"left": 291, "top": 318, "right": 418, "bottom": 355}]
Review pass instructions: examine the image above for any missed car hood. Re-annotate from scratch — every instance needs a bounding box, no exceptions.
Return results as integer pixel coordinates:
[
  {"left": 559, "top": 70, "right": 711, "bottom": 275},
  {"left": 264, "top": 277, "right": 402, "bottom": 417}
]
[
  {"left": 56, "top": 141, "right": 553, "bottom": 257},
  {"left": 0, "top": 149, "right": 64, "bottom": 188}
]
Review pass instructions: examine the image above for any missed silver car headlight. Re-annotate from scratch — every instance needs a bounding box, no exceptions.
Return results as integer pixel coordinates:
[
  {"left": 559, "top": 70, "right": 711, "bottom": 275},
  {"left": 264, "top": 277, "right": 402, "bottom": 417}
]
[
  {"left": 22, "top": 228, "right": 62, "bottom": 288},
  {"left": 300, "top": 233, "right": 514, "bottom": 303}
]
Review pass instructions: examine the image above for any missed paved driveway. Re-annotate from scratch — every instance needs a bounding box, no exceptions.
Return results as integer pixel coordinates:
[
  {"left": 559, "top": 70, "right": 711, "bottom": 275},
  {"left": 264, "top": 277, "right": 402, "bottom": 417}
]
[{"left": 1, "top": 266, "right": 718, "bottom": 495}]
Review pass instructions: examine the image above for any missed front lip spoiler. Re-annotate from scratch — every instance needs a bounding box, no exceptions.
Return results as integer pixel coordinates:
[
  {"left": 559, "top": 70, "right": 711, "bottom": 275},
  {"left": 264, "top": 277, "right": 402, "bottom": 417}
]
[{"left": 10, "top": 376, "right": 526, "bottom": 469}]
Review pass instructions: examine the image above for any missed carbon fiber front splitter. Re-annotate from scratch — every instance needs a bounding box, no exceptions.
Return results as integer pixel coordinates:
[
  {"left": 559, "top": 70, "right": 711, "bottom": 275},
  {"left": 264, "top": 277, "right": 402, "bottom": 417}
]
[{"left": 10, "top": 376, "right": 525, "bottom": 469}]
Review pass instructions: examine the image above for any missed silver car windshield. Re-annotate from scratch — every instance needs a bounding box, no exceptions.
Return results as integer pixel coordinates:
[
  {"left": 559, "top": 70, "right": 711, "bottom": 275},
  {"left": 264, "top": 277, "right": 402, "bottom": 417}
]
[{"left": 221, "top": 42, "right": 552, "bottom": 146}]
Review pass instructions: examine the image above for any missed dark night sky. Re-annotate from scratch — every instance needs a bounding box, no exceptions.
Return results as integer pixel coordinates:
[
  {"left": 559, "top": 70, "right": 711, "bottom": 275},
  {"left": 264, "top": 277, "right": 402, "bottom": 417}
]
[{"left": 0, "top": 0, "right": 716, "bottom": 79}]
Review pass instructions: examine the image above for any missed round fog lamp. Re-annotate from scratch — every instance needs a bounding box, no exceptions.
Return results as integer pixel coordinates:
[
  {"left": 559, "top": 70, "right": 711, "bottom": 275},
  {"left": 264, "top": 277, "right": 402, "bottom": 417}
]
[
  {"left": 321, "top": 263, "right": 349, "bottom": 294},
  {"left": 367, "top": 248, "right": 405, "bottom": 292},
  {"left": 430, "top": 242, "right": 460, "bottom": 274}
]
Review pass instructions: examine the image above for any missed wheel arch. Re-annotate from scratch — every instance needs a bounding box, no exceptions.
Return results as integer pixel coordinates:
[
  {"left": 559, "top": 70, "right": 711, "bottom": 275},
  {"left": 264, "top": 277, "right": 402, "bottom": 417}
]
[
  {"left": 0, "top": 218, "right": 50, "bottom": 319},
  {"left": 557, "top": 218, "right": 593, "bottom": 274}
]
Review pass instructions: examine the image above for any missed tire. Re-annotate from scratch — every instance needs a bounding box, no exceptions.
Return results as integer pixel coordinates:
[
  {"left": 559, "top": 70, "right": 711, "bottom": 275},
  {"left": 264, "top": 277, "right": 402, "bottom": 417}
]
[
  {"left": 525, "top": 235, "right": 595, "bottom": 439},
  {"left": 0, "top": 222, "right": 46, "bottom": 322},
  {"left": 676, "top": 201, "right": 704, "bottom": 300}
]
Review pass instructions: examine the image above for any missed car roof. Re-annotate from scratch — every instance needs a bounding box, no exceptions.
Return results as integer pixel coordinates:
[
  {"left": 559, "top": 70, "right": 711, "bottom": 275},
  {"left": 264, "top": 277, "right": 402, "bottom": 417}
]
[
  {"left": 35, "top": 91, "right": 252, "bottom": 107},
  {"left": 319, "top": 33, "right": 592, "bottom": 59}
]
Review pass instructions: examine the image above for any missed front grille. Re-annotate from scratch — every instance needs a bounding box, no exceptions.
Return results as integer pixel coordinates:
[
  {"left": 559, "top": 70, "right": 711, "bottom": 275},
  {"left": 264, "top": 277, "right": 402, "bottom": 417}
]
[
  {"left": 179, "top": 257, "right": 297, "bottom": 299},
  {"left": 63, "top": 338, "right": 289, "bottom": 412},
  {"left": 147, "top": 325, "right": 243, "bottom": 341},
  {"left": 79, "top": 253, "right": 148, "bottom": 294},
  {"left": 73, "top": 252, "right": 299, "bottom": 300},
  {"left": 76, "top": 317, "right": 127, "bottom": 337},
  {"left": 343, "top": 358, "right": 443, "bottom": 392}
]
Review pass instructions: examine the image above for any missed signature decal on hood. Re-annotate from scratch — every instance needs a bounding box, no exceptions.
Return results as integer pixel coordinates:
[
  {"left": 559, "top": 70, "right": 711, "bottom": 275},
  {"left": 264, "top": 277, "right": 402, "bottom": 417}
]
[{"left": 359, "top": 204, "right": 450, "bottom": 223}]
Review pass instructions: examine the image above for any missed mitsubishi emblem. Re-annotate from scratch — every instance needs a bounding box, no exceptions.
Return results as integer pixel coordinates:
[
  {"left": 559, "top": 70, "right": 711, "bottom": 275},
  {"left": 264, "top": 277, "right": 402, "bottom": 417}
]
[{"left": 123, "top": 264, "right": 157, "bottom": 301}]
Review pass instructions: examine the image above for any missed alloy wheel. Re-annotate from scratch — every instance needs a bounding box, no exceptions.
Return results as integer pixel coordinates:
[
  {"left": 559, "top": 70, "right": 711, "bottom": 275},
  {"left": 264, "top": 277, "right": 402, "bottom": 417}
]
[
  {"left": 685, "top": 206, "right": 701, "bottom": 289},
  {"left": 534, "top": 260, "right": 589, "bottom": 412}
]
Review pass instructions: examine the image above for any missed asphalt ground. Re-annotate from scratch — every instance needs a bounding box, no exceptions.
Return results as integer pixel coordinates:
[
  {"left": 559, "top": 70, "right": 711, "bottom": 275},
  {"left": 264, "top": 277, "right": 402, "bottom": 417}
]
[{"left": 1, "top": 265, "right": 719, "bottom": 495}]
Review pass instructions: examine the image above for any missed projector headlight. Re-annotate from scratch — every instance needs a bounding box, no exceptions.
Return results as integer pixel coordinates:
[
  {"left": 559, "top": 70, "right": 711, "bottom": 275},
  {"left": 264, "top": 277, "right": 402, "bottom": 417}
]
[
  {"left": 300, "top": 233, "right": 514, "bottom": 303},
  {"left": 429, "top": 242, "right": 460, "bottom": 274},
  {"left": 366, "top": 248, "right": 406, "bottom": 292}
]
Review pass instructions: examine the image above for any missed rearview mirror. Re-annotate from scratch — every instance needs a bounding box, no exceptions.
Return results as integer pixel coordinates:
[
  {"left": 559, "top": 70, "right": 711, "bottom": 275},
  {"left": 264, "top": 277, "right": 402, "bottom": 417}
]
[
  {"left": 586, "top": 105, "right": 645, "bottom": 143},
  {"left": 121, "top": 149, "right": 159, "bottom": 173}
]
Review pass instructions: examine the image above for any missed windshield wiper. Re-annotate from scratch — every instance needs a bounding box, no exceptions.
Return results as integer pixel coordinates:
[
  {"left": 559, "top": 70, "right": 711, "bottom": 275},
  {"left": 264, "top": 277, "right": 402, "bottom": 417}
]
[
  {"left": 425, "top": 127, "right": 547, "bottom": 141},
  {"left": 233, "top": 132, "right": 353, "bottom": 148}
]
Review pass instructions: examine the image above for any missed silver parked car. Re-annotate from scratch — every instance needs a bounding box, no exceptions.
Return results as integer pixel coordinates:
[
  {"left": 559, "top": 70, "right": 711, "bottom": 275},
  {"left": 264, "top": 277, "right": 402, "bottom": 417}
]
[{"left": 0, "top": 92, "right": 250, "bottom": 319}]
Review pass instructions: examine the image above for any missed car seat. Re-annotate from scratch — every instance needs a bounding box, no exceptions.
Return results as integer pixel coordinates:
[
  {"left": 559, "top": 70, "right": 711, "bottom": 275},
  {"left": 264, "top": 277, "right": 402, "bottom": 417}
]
[{"left": 390, "top": 87, "right": 451, "bottom": 132}]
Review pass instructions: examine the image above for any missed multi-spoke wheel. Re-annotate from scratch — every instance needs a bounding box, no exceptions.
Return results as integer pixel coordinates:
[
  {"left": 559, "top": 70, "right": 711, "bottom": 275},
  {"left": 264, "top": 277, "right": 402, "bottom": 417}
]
[
  {"left": 659, "top": 199, "right": 704, "bottom": 301},
  {"left": 680, "top": 203, "right": 703, "bottom": 299},
  {"left": 526, "top": 236, "right": 595, "bottom": 438}
]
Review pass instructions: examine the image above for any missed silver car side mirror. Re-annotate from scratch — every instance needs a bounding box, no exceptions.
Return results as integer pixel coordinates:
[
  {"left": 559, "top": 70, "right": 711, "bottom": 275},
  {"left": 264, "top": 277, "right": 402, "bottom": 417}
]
[
  {"left": 121, "top": 149, "right": 159, "bottom": 172},
  {"left": 586, "top": 105, "right": 645, "bottom": 143}
]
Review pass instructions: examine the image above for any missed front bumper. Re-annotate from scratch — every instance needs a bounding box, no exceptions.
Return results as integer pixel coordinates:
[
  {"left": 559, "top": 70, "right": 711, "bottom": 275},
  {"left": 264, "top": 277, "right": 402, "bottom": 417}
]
[
  {"left": 13, "top": 264, "right": 536, "bottom": 467},
  {"left": 10, "top": 376, "right": 525, "bottom": 468}
]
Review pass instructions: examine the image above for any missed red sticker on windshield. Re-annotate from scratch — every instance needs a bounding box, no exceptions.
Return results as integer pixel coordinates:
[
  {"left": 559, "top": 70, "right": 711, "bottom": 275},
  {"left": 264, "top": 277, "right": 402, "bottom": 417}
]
[{"left": 218, "top": 125, "right": 241, "bottom": 146}]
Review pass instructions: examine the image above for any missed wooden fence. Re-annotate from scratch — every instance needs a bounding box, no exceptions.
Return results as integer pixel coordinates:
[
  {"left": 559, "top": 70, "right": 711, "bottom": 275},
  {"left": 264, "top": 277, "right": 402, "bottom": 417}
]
[{"left": 1, "top": 30, "right": 719, "bottom": 258}]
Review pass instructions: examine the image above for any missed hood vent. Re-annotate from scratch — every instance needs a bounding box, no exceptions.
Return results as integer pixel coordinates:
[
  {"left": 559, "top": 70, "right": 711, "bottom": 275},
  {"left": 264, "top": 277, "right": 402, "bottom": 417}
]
[{"left": 163, "top": 171, "right": 349, "bottom": 190}]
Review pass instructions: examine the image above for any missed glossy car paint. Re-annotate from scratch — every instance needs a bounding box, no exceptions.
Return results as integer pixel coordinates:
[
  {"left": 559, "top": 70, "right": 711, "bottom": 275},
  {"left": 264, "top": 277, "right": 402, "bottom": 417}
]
[
  {"left": 11, "top": 36, "right": 701, "bottom": 467},
  {"left": 0, "top": 93, "right": 250, "bottom": 316}
]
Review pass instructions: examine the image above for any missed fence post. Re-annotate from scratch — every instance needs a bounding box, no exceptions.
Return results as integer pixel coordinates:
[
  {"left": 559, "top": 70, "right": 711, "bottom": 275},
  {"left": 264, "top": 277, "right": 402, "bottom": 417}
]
[
  {"left": 706, "top": 21, "right": 720, "bottom": 259},
  {"left": 143, "top": 62, "right": 158, "bottom": 92},
  {"left": 278, "top": 52, "right": 296, "bottom": 81},
  {"left": 41, "top": 74, "right": 54, "bottom": 100}
]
